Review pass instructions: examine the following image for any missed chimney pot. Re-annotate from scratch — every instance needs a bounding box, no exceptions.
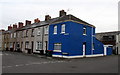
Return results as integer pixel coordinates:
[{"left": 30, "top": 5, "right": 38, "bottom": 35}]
[
  {"left": 8, "top": 25, "right": 12, "bottom": 31},
  {"left": 25, "top": 20, "right": 31, "bottom": 26},
  {"left": 18, "top": 22, "right": 24, "bottom": 28},
  {"left": 59, "top": 10, "right": 66, "bottom": 17},
  {"left": 34, "top": 18, "right": 40, "bottom": 23},
  {"left": 13, "top": 24, "right": 17, "bottom": 29},
  {"left": 45, "top": 15, "right": 51, "bottom": 21}
]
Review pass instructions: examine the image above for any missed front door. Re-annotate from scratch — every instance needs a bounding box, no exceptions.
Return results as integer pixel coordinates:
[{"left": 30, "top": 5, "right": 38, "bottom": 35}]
[
  {"left": 45, "top": 41, "right": 48, "bottom": 53},
  {"left": 83, "top": 42, "right": 86, "bottom": 57},
  {"left": 31, "top": 41, "right": 34, "bottom": 53}
]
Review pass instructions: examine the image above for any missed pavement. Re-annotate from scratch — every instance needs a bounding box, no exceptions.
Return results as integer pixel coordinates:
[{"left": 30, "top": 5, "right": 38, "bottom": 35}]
[{"left": 1, "top": 51, "right": 119, "bottom": 73}]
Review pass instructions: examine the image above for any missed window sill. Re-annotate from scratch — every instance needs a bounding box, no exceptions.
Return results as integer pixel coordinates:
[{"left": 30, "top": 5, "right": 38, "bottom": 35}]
[
  {"left": 83, "top": 34, "right": 87, "bottom": 36},
  {"left": 53, "top": 50, "right": 61, "bottom": 52},
  {"left": 53, "top": 33, "right": 57, "bottom": 35},
  {"left": 60, "top": 32, "right": 65, "bottom": 34}
]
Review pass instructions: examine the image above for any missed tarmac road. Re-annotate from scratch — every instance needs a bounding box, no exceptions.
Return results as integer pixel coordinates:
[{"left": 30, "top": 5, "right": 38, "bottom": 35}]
[{"left": 1, "top": 51, "right": 118, "bottom": 73}]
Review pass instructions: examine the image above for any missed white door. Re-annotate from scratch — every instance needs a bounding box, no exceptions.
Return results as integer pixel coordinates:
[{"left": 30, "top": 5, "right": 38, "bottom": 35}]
[
  {"left": 104, "top": 46, "right": 107, "bottom": 55},
  {"left": 83, "top": 43, "right": 86, "bottom": 57}
]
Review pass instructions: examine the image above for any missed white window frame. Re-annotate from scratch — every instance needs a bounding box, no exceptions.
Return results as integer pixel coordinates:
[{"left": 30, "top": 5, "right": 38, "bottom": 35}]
[
  {"left": 36, "top": 42, "right": 42, "bottom": 50},
  {"left": 61, "top": 24, "right": 65, "bottom": 33},
  {"left": 37, "top": 28, "right": 41, "bottom": 36},
  {"left": 54, "top": 25, "right": 57, "bottom": 34},
  {"left": 54, "top": 43, "right": 62, "bottom": 52},
  {"left": 11, "top": 33, "right": 12, "bottom": 38},
  {"left": 14, "top": 32, "right": 16, "bottom": 38},
  {"left": 45, "top": 26, "right": 49, "bottom": 34},
  {"left": 25, "top": 42, "right": 29, "bottom": 48},
  {"left": 83, "top": 27, "right": 86, "bottom": 35},
  {"left": 31, "top": 29, "right": 34, "bottom": 36},
  {"left": 10, "top": 42, "right": 13, "bottom": 48}
]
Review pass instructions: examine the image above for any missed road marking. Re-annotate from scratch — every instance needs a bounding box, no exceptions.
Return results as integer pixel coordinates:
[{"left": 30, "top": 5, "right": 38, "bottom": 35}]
[{"left": 2, "top": 60, "right": 71, "bottom": 68}]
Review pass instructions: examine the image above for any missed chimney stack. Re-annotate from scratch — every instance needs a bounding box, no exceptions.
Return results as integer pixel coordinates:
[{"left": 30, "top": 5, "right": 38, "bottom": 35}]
[
  {"left": 25, "top": 20, "right": 31, "bottom": 26},
  {"left": 8, "top": 25, "right": 12, "bottom": 31},
  {"left": 45, "top": 15, "right": 51, "bottom": 21},
  {"left": 18, "top": 22, "right": 24, "bottom": 28},
  {"left": 59, "top": 10, "right": 66, "bottom": 17},
  {"left": 34, "top": 18, "right": 40, "bottom": 23},
  {"left": 13, "top": 24, "right": 17, "bottom": 29}
]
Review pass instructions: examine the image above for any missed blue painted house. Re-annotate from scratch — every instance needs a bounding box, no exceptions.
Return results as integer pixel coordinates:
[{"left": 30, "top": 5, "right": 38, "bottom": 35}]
[{"left": 48, "top": 10, "right": 110, "bottom": 58}]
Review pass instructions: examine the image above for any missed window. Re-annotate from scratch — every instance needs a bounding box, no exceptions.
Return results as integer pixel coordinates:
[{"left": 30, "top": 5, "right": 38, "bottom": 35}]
[
  {"left": 26, "top": 30, "right": 28, "bottom": 37},
  {"left": 0, "top": 43, "right": 1, "bottom": 48},
  {"left": 45, "top": 26, "right": 49, "bottom": 34},
  {"left": 17, "top": 32, "right": 20, "bottom": 38},
  {"left": 11, "top": 33, "right": 12, "bottom": 38},
  {"left": 4, "top": 43, "right": 6, "bottom": 48},
  {"left": 37, "top": 28, "right": 41, "bottom": 36},
  {"left": 22, "top": 31, "right": 24, "bottom": 38},
  {"left": 54, "top": 25, "right": 57, "bottom": 34},
  {"left": 83, "top": 27, "right": 86, "bottom": 35},
  {"left": 14, "top": 33, "right": 16, "bottom": 38},
  {"left": 36, "top": 42, "right": 42, "bottom": 50},
  {"left": 10, "top": 42, "right": 13, "bottom": 48},
  {"left": 31, "top": 29, "right": 34, "bottom": 37},
  {"left": 25, "top": 42, "right": 29, "bottom": 49},
  {"left": 61, "top": 24, "right": 65, "bottom": 33},
  {"left": 92, "top": 43, "right": 95, "bottom": 50},
  {"left": 54, "top": 43, "right": 61, "bottom": 52}
]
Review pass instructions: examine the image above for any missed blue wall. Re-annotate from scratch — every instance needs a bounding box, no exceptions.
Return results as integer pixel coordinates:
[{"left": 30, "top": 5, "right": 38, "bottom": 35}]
[{"left": 49, "top": 21, "right": 104, "bottom": 56}]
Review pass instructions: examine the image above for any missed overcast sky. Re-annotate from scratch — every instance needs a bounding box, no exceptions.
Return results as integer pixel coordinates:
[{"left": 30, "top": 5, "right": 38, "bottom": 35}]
[{"left": 0, "top": 0, "right": 119, "bottom": 33}]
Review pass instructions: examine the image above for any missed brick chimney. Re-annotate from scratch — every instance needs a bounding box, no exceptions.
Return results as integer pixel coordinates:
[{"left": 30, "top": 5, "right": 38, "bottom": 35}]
[
  {"left": 8, "top": 25, "right": 12, "bottom": 31},
  {"left": 45, "top": 15, "right": 51, "bottom": 21},
  {"left": 25, "top": 20, "right": 31, "bottom": 26},
  {"left": 18, "top": 22, "right": 24, "bottom": 28},
  {"left": 59, "top": 10, "right": 66, "bottom": 17},
  {"left": 34, "top": 18, "right": 40, "bottom": 23},
  {"left": 13, "top": 24, "right": 17, "bottom": 29}
]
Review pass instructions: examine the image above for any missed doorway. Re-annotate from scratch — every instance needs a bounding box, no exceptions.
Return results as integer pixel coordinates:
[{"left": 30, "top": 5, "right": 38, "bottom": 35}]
[
  {"left": 83, "top": 42, "right": 86, "bottom": 57},
  {"left": 31, "top": 41, "right": 34, "bottom": 53}
]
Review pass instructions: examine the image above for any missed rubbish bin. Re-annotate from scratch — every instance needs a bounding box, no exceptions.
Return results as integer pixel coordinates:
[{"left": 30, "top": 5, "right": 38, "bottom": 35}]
[
  {"left": 40, "top": 50, "right": 44, "bottom": 55},
  {"left": 46, "top": 50, "right": 53, "bottom": 57}
]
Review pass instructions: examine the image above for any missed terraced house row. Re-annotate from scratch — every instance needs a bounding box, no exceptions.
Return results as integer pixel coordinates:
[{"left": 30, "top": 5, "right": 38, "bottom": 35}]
[{"left": 0, "top": 10, "right": 113, "bottom": 58}]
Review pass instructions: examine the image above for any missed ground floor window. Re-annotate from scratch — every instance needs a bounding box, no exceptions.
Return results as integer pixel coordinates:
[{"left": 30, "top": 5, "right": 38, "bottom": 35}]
[
  {"left": 4, "top": 43, "right": 6, "bottom": 48},
  {"left": 10, "top": 42, "right": 13, "bottom": 48},
  {"left": 54, "top": 43, "right": 62, "bottom": 52},
  {"left": 25, "top": 42, "right": 29, "bottom": 49},
  {"left": 36, "top": 42, "right": 42, "bottom": 50}
]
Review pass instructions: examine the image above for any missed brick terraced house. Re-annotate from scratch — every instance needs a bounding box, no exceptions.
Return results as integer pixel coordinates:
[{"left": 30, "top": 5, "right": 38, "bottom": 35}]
[{"left": 1, "top": 10, "right": 113, "bottom": 58}]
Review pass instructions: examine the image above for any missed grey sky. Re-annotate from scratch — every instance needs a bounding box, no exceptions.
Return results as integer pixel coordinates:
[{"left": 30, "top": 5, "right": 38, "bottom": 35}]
[{"left": 0, "top": 0, "right": 119, "bottom": 33}]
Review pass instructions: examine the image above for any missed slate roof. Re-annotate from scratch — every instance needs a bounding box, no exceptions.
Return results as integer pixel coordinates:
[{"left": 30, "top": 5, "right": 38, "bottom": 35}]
[{"left": 17, "top": 14, "right": 95, "bottom": 31}]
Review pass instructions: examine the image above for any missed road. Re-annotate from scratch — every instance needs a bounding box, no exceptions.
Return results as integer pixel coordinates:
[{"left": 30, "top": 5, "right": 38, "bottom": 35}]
[{"left": 1, "top": 51, "right": 118, "bottom": 73}]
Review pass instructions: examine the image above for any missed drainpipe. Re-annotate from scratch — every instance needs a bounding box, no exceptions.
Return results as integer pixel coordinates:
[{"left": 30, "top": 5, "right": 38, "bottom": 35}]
[
  {"left": 91, "top": 27, "right": 93, "bottom": 55},
  {"left": 42, "top": 26, "right": 44, "bottom": 54}
]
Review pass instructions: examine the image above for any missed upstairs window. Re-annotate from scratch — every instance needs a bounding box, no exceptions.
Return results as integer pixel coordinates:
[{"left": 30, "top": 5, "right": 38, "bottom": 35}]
[
  {"left": 14, "top": 33, "right": 16, "bottom": 38},
  {"left": 37, "top": 28, "right": 41, "bottom": 36},
  {"left": 26, "top": 30, "right": 28, "bottom": 37},
  {"left": 83, "top": 27, "right": 86, "bottom": 35},
  {"left": 11, "top": 33, "right": 12, "bottom": 38},
  {"left": 54, "top": 25, "right": 57, "bottom": 34},
  {"left": 45, "top": 26, "right": 49, "bottom": 34},
  {"left": 61, "top": 24, "right": 65, "bottom": 33},
  {"left": 17, "top": 32, "right": 19, "bottom": 38},
  {"left": 31, "top": 29, "right": 34, "bottom": 37}
]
